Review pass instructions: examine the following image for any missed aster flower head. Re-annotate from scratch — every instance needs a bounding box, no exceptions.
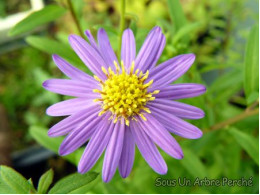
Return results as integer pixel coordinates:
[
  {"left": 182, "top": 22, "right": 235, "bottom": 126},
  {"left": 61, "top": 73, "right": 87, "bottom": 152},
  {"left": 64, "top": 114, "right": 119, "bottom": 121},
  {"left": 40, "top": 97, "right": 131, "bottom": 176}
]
[{"left": 43, "top": 26, "right": 206, "bottom": 182}]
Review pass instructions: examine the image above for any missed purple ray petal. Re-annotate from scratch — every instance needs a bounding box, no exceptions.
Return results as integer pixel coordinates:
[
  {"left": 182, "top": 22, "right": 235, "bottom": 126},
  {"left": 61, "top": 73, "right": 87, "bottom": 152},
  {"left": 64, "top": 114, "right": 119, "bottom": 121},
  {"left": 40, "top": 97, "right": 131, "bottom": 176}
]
[
  {"left": 148, "top": 54, "right": 195, "bottom": 90},
  {"left": 48, "top": 104, "right": 100, "bottom": 137},
  {"left": 47, "top": 98, "right": 97, "bottom": 116},
  {"left": 146, "top": 32, "right": 166, "bottom": 70},
  {"left": 130, "top": 120, "right": 167, "bottom": 174},
  {"left": 118, "top": 125, "right": 135, "bottom": 178},
  {"left": 154, "top": 83, "right": 206, "bottom": 100},
  {"left": 138, "top": 114, "right": 183, "bottom": 159},
  {"left": 69, "top": 35, "right": 107, "bottom": 79},
  {"left": 150, "top": 106, "right": 203, "bottom": 139},
  {"left": 102, "top": 119, "right": 125, "bottom": 182},
  {"left": 52, "top": 55, "right": 97, "bottom": 84},
  {"left": 135, "top": 26, "right": 165, "bottom": 72},
  {"left": 78, "top": 114, "right": 114, "bottom": 174},
  {"left": 59, "top": 113, "right": 101, "bottom": 156},
  {"left": 121, "top": 29, "right": 136, "bottom": 72},
  {"left": 85, "top": 30, "right": 99, "bottom": 53},
  {"left": 148, "top": 99, "right": 204, "bottom": 119},
  {"left": 42, "top": 79, "right": 100, "bottom": 98},
  {"left": 98, "top": 28, "right": 119, "bottom": 69}
]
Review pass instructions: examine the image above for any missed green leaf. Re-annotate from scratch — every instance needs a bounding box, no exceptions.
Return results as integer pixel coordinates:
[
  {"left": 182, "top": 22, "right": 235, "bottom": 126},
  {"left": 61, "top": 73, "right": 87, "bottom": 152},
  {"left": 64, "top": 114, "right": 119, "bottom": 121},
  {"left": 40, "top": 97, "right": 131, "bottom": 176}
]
[
  {"left": 173, "top": 22, "right": 202, "bottom": 44},
  {"left": 180, "top": 148, "right": 208, "bottom": 178},
  {"left": 28, "top": 178, "right": 37, "bottom": 194},
  {"left": 48, "top": 172, "right": 99, "bottom": 194},
  {"left": 167, "top": 0, "right": 187, "bottom": 31},
  {"left": 167, "top": 0, "right": 188, "bottom": 43},
  {"left": 246, "top": 91, "right": 259, "bottom": 105},
  {"left": 29, "top": 126, "right": 84, "bottom": 165},
  {"left": 0, "top": 177, "right": 15, "bottom": 194},
  {"left": 228, "top": 128, "right": 259, "bottom": 165},
  {"left": 37, "top": 169, "right": 54, "bottom": 194},
  {"left": 9, "top": 5, "right": 67, "bottom": 36},
  {"left": 25, "top": 36, "right": 90, "bottom": 73},
  {"left": 244, "top": 25, "right": 259, "bottom": 99},
  {"left": 0, "top": 166, "right": 31, "bottom": 194}
]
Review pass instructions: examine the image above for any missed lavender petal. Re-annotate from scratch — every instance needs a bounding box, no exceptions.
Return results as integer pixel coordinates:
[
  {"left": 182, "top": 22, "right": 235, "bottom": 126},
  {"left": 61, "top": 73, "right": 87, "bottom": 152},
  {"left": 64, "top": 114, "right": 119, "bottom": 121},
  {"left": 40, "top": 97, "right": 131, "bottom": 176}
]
[
  {"left": 78, "top": 114, "right": 114, "bottom": 174},
  {"left": 102, "top": 119, "right": 125, "bottom": 182},
  {"left": 138, "top": 114, "right": 183, "bottom": 159},
  {"left": 148, "top": 98, "right": 204, "bottom": 119},
  {"left": 130, "top": 120, "right": 167, "bottom": 174},
  {"left": 52, "top": 54, "right": 97, "bottom": 84},
  {"left": 85, "top": 30, "right": 99, "bottom": 53},
  {"left": 47, "top": 98, "right": 96, "bottom": 116},
  {"left": 135, "top": 26, "right": 165, "bottom": 72},
  {"left": 69, "top": 35, "right": 107, "bottom": 79},
  {"left": 48, "top": 104, "right": 100, "bottom": 137},
  {"left": 121, "top": 29, "right": 136, "bottom": 72},
  {"left": 59, "top": 113, "right": 101, "bottom": 156},
  {"left": 42, "top": 79, "right": 100, "bottom": 98},
  {"left": 149, "top": 106, "right": 203, "bottom": 139},
  {"left": 118, "top": 125, "right": 135, "bottom": 178},
  {"left": 148, "top": 54, "right": 195, "bottom": 90},
  {"left": 154, "top": 83, "right": 206, "bottom": 100},
  {"left": 98, "top": 28, "right": 119, "bottom": 69}
]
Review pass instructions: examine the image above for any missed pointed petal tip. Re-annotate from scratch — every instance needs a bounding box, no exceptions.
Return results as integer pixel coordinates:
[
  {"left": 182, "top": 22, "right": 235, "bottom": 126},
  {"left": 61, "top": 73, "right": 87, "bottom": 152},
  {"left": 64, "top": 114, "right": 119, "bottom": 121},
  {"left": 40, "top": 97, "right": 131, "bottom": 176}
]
[
  {"left": 195, "top": 129, "right": 203, "bottom": 139},
  {"left": 46, "top": 107, "right": 51, "bottom": 116},
  {"left": 188, "top": 53, "right": 196, "bottom": 61},
  {"left": 153, "top": 26, "right": 162, "bottom": 32},
  {"left": 68, "top": 34, "right": 81, "bottom": 44},
  {"left": 52, "top": 54, "right": 58, "bottom": 60},
  {"left": 102, "top": 175, "right": 112, "bottom": 183},
  {"left": 175, "top": 150, "right": 184, "bottom": 160},
  {"left": 124, "top": 28, "right": 133, "bottom": 33},
  {"left": 98, "top": 28, "right": 106, "bottom": 36},
  {"left": 77, "top": 164, "right": 86, "bottom": 174},
  {"left": 42, "top": 80, "right": 48, "bottom": 88},
  {"left": 58, "top": 146, "right": 70, "bottom": 156},
  {"left": 119, "top": 172, "right": 129, "bottom": 179},
  {"left": 199, "top": 110, "right": 205, "bottom": 118},
  {"left": 47, "top": 129, "right": 55, "bottom": 137},
  {"left": 85, "top": 30, "right": 91, "bottom": 36},
  {"left": 158, "top": 167, "right": 168, "bottom": 175}
]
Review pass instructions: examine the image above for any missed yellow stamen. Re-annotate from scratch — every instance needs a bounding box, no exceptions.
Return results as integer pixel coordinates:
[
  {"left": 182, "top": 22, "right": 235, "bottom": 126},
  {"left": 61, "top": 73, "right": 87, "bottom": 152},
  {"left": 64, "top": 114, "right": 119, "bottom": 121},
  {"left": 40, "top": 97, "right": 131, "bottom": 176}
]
[{"left": 93, "top": 61, "right": 158, "bottom": 125}]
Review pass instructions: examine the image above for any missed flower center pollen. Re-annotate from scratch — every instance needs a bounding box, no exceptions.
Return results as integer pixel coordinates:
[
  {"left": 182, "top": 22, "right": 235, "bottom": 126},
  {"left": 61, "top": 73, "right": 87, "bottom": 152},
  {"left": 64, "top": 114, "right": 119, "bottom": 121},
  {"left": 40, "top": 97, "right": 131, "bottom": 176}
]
[{"left": 93, "top": 61, "right": 159, "bottom": 126}]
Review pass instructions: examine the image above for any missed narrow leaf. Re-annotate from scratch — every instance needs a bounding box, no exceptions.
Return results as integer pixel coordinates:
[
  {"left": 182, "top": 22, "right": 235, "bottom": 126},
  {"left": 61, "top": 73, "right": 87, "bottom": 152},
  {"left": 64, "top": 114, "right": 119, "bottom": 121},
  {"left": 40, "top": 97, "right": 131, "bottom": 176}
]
[
  {"left": 37, "top": 169, "right": 54, "bottom": 194},
  {"left": 173, "top": 22, "right": 202, "bottom": 44},
  {"left": 48, "top": 172, "right": 99, "bottom": 194},
  {"left": 25, "top": 36, "right": 89, "bottom": 73},
  {"left": 180, "top": 148, "right": 208, "bottom": 178},
  {"left": 244, "top": 25, "right": 259, "bottom": 99},
  {"left": 9, "top": 5, "right": 67, "bottom": 36},
  {"left": 167, "top": 0, "right": 189, "bottom": 43},
  {"left": 28, "top": 178, "right": 37, "bottom": 194},
  {"left": 167, "top": 0, "right": 187, "bottom": 31},
  {"left": 0, "top": 166, "right": 30, "bottom": 194},
  {"left": 229, "top": 128, "right": 259, "bottom": 165}
]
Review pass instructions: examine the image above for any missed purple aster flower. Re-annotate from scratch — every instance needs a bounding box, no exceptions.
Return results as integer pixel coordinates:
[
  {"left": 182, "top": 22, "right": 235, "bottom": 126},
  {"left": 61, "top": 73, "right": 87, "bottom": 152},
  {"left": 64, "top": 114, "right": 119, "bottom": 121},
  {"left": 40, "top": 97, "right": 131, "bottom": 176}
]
[{"left": 43, "top": 26, "right": 206, "bottom": 182}]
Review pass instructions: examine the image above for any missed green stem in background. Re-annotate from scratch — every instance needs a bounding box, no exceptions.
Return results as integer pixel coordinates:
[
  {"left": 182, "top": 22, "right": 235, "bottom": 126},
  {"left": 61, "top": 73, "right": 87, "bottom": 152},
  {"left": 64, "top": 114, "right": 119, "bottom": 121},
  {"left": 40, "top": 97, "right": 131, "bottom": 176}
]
[
  {"left": 118, "top": 0, "right": 126, "bottom": 58},
  {"left": 206, "top": 108, "right": 259, "bottom": 132},
  {"left": 67, "top": 0, "right": 85, "bottom": 38}
]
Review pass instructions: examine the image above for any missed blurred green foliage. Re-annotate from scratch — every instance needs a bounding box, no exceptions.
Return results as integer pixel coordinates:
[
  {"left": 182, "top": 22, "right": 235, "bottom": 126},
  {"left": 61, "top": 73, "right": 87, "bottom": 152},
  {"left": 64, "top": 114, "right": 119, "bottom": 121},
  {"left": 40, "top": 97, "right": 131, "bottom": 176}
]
[{"left": 0, "top": 0, "right": 259, "bottom": 194}]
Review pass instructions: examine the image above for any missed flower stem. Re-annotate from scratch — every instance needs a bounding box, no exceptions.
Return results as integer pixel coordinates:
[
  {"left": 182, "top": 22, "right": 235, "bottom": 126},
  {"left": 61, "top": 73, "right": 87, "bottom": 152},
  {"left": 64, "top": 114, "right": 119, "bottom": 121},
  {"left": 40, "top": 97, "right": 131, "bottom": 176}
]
[
  {"left": 207, "top": 108, "right": 259, "bottom": 131},
  {"left": 118, "top": 0, "right": 126, "bottom": 57},
  {"left": 67, "top": 0, "right": 85, "bottom": 38}
]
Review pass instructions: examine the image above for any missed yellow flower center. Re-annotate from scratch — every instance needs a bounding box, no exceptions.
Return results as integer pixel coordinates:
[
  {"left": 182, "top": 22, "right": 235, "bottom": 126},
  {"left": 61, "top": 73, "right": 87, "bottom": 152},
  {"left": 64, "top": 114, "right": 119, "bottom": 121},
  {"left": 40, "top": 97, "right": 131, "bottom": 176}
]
[{"left": 93, "top": 61, "right": 159, "bottom": 126}]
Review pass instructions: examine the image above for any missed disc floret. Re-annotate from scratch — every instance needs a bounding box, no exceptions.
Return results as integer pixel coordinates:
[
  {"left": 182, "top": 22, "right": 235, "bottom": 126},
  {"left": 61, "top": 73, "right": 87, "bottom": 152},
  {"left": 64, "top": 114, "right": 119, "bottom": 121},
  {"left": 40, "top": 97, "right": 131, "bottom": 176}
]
[{"left": 93, "top": 61, "right": 159, "bottom": 125}]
